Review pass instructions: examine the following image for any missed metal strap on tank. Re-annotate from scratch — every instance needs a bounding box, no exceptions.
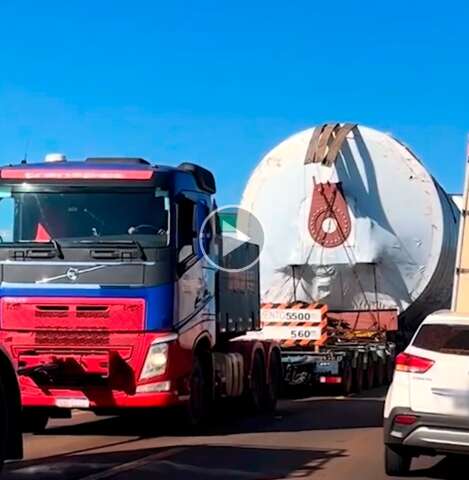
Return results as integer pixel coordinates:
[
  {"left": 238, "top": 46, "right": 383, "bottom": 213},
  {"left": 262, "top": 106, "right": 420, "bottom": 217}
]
[
  {"left": 304, "top": 122, "right": 357, "bottom": 166},
  {"left": 304, "top": 124, "right": 326, "bottom": 164},
  {"left": 324, "top": 123, "right": 357, "bottom": 166},
  {"left": 315, "top": 123, "right": 340, "bottom": 165}
]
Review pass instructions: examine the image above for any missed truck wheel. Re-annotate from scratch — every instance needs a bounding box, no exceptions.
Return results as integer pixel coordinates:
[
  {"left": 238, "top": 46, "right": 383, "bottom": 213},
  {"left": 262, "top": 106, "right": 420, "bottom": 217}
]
[
  {"left": 187, "top": 355, "right": 211, "bottom": 426},
  {"left": 353, "top": 361, "right": 364, "bottom": 394},
  {"left": 0, "top": 380, "right": 9, "bottom": 471},
  {"left": 385, "top": 445, "right": 411, "bottom": 476},
  {"left": 21, "top": 409, "right": 49, "bottom": 434},
  {"left": 265, "top": 351, "right": 282, "bottom": 413},
  {"left": 245, "top": 351, "right": 266, "bottom": 413},
  {"left": 341, "top": 362, "right": 353, "bottom": 396}
]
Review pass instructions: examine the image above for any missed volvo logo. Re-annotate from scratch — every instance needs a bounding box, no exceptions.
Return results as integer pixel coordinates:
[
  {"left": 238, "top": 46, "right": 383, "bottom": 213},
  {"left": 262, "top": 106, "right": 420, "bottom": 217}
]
[
  {"left": 66, "top": 268, "right": 79, "bottom": 282},
  {"left": 36, "top": 265, "right": 106, "bottom": 284}
]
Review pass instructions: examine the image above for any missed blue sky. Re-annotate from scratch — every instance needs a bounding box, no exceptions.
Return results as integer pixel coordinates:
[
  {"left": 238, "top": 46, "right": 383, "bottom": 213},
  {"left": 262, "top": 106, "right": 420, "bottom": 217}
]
[{"left": 0, "top": 0, "right": 468, "bottom": 203}]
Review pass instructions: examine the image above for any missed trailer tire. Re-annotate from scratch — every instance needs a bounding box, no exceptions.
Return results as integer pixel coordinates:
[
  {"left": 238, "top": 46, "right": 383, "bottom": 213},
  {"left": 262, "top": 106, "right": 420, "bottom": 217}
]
[
  {"left": 376, "top": 360, "right": 386, "bottom": 386},
  {"left": 386, "top": 357, "right": 395, "bottom": 384},
  {"left": 187, "top": 355, "right": 211, "bottom": 427},
  {"left": 245, "top": 351, "right": 266, "bottom": 414},
  {"left": 265, "top": 350, "right": 281, "bottom": 413},
  {"left": 365, "top": 361, "right": 375, "bottom": 389},
  {"left": 341, "top": 362, "right": 353, "bottom": 396},
  {"left": 21, "top": 409, "right": 49, "bottom": 434},
  {"left": 353, "top": 360, "right": 364, "bottom": 394}
]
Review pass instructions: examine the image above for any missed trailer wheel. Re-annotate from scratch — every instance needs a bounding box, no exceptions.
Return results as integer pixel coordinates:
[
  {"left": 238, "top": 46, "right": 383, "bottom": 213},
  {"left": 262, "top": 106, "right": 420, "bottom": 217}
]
[
  {"left": 21, "top": 409, "right": 49, "bottom": 434},
  {"left": 365, "top": 361, "right": 375, "bottom": 389},
  {"left": 265, "top": 350, "right": 282, "bottom": 413},
  {"left": 376, "top": 360, "right": 386, "bottom": 386},
  {"left": 353, "top": 359, "right": 364, "bottom": 394},
  {"left": 341, "top": 362, "right": 353, "bottom": 396},
  {"left": 386, "top": 357, "right": 395, "bottom": 384},
  {"left": 187, "top": 355, "right": 211, "bottom": 426},
  {"left": 245, "top": 351, "right": 266, "bottom": 413}
]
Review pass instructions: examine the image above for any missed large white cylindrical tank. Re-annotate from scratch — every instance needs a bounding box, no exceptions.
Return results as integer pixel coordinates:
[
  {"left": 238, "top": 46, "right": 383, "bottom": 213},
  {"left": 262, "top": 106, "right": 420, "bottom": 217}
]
[{"left": 241, "top": 125, "right": 459, "bottom": 333}]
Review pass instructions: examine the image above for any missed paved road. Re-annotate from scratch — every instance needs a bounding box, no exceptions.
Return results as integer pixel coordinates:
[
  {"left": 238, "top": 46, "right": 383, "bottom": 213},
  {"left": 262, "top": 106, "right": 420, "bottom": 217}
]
[{"left": 3, "top": 388, "right": 468, "bottom": 479}]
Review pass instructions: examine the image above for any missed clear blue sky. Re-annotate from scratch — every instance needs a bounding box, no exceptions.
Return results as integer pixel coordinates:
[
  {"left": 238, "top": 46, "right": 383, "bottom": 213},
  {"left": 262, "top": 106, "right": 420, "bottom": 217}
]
[{"left": 0, "top": 0, "right": 467, "bottom": 203}]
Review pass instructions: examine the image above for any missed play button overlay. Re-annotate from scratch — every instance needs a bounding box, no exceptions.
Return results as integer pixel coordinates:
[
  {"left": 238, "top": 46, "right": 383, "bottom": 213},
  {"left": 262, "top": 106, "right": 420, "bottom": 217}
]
[{"left": 200, "top": 205, "right": 264, "bottom": 273}]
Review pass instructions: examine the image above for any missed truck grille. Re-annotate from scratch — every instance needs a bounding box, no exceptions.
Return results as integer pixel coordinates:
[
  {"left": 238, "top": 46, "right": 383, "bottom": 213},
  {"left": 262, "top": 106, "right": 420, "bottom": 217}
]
[{"left": 34, "top": 331, "right": 110, "bottom": 346}]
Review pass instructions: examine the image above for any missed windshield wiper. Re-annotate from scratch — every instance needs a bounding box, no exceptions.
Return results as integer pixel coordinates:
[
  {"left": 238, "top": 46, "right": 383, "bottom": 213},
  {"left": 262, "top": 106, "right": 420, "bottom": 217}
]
[
  {"left": 78, "top": 239, "right": 146, "bottom": 260},
  {"left": 50, "top": 239, "right": 64, "bottom": 259}
]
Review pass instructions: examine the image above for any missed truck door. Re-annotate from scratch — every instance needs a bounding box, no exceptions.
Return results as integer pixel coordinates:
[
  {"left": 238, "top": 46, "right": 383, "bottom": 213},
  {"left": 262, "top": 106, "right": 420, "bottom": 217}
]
[{"left": 176, "top": 194, "right": 214, "bottom": 339}]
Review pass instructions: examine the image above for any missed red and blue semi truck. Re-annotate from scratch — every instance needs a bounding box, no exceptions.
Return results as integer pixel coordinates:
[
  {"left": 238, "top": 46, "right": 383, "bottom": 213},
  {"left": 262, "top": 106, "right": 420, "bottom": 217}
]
[{"left": 0, "top": 156, "right": 281, "bottom": 430}]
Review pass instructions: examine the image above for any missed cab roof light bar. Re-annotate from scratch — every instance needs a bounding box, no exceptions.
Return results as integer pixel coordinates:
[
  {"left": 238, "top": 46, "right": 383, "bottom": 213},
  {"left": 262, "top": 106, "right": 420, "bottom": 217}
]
[{"left": 0, "top": 168, "right": 154, "bottom": 181}]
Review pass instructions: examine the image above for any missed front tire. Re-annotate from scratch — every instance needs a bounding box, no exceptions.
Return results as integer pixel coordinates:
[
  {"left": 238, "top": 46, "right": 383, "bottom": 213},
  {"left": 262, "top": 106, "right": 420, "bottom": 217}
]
[
  {"left": 0, "top": 380, "right": 9, "bottom": 471},
  {"left": 385, "top": 445, "right": 411, "bottom": 476},
  {"left": 187, "top": 355, "right": 212, "bottom": 427}
]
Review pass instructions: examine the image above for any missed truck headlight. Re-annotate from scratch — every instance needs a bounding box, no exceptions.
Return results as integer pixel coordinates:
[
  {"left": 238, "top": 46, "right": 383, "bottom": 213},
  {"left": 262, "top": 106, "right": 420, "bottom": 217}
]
[{"left": 140, "top": 342, "right": 169, "bottom": 379}]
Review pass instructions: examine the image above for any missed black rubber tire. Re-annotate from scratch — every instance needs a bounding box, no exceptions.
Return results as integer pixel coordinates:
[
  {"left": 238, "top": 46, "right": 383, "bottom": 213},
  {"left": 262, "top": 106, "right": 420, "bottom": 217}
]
[
  {"left": 385, "top": 445, "right": 412, "bottom": 476},
  {"left": 0, "top": 380, "right": 9, "bottom": 471},
  {"left": 365, "top": 362, "right": 375, "bottom": 389},
  {"left": 245, "top": 351, "right": 266, "bottom": 414},
  {"left": 21, "top": 409, "right": 49, "bottom": 434},
  {"left": 352, "top": 361, "right": 364, "bottom": 394},
  {"left": 187, "top": 355, "right": 212, "bottom": 427},
  {"left": 341, "top": 362, "right": 353, "bottom": 396},
  {"left": 376, "top": 361, "right": 386, "bottom": 386},
  {"left": 386, "top": 357, "right": 395, "bottom": 384},
  {"left": 265, "top": 350, "right": 282, "bottom": 413}
]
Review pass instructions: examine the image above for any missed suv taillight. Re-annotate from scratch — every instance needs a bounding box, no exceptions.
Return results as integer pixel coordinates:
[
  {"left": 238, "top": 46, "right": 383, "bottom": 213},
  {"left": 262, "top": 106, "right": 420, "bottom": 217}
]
[{"left": 395, "top": 352, "right": 434, "bottom": 374}]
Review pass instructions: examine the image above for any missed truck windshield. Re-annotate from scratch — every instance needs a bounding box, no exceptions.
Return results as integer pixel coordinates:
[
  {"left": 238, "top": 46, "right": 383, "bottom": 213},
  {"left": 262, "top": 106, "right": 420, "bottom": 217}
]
[{"left": 0, "top": 188, "right": 170, "bottom": 247}]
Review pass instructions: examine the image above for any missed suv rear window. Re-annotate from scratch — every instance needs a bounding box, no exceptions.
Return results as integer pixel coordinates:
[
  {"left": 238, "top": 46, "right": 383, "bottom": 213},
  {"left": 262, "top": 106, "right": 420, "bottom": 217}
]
[{"left": 413, "top": 324, "right": 469, "bottom": 355}]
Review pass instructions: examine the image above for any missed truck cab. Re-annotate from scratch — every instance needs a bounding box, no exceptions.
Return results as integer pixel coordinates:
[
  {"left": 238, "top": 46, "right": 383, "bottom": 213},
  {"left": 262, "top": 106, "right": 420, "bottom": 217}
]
[{"left": 0, "top": 157, "right": 279, "bottom": 428}]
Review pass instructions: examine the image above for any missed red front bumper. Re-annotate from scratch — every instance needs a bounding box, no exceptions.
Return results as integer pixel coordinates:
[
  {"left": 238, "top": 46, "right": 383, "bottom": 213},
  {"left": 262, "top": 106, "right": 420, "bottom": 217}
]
[
  {"left": 20, "top": 382, "right": 183, "bottom": 409},
  {"left": 1, "top": 296, "right": 193, "bottom": 410},
  {"left": 16, "top": 332, "right": 192, "bottom": 409},
  {"left": 14, "top": 331, "right": 192, "bottom": 409}
]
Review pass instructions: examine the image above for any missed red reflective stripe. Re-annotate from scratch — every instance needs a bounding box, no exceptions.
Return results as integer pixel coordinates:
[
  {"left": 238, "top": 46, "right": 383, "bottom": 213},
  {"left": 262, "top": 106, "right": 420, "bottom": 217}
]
[
  {"left": 319, "top": 376, "right": 342, "bottom": 384},
  {"left": 0, "top": 168, "right": 153, "bottom": 180},
  {"left": 394, "top": 414, "right": 418, "bottom": 426}
]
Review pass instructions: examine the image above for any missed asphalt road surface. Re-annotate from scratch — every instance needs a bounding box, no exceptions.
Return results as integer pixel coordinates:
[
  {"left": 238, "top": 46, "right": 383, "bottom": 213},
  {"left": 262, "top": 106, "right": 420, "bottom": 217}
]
[{"left": 4, "top": 387, "right": 468, "bottom": 480}]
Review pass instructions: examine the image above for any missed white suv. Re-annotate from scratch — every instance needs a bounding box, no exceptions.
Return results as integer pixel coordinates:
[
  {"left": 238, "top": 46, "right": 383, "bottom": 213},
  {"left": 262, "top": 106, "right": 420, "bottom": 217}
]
[{"left": 384, "top": 311, "right": 469, "bottom": 476}]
